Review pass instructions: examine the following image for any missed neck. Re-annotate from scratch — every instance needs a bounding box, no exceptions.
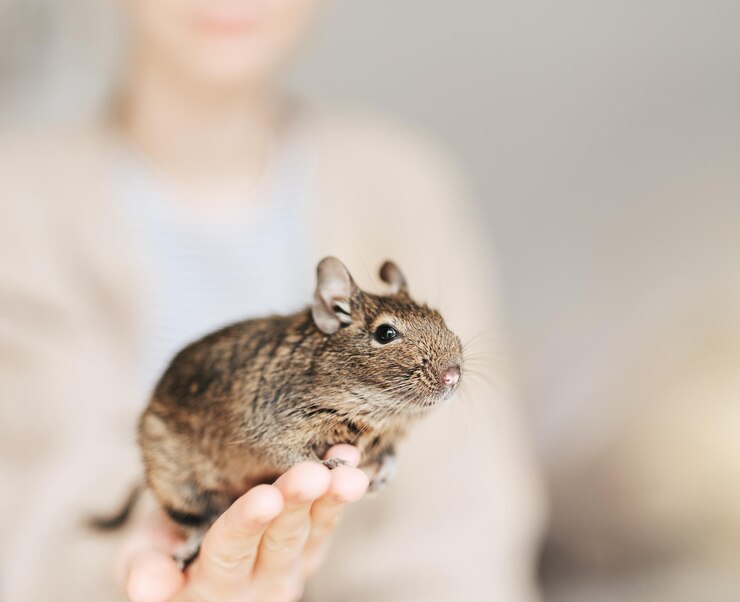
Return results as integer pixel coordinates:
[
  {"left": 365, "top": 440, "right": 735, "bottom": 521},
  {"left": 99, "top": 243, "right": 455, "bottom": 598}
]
[{"left": 114, "top": 51, "right": 282, "bottom": 206}]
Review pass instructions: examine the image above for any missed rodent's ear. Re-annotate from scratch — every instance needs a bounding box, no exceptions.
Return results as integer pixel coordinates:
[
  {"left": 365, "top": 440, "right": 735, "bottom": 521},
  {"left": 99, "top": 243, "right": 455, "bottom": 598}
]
[
  {"left": 379, "top": 260, "right": 408, "bottom": 295},
  {"left": 313, "top": 257, "right": 358, "bottom": 334}
]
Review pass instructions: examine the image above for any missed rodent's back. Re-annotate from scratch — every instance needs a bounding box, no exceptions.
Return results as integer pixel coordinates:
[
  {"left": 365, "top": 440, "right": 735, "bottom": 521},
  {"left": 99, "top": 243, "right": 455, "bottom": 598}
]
[
  {"left": 143, "top": 308, "right": 321, "bottom": 442},
  {"left": 139, "top": 309, "right": 327, "bottom": 506},
  {"left": 152, "top": 311, "right": 314, "bottom": 407}
]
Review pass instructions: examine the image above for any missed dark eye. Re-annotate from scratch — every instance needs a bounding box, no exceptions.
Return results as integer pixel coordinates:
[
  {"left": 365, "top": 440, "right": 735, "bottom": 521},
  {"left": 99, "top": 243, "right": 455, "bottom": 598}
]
[{"left": 374, "top": 324, "right": 398, "bottom": 344}]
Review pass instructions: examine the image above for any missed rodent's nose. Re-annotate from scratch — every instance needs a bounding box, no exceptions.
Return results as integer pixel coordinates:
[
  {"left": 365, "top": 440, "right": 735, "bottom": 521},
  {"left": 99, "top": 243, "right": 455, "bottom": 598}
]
[{"left": 442, "top": 365, "right": 461, "bottom": 387}]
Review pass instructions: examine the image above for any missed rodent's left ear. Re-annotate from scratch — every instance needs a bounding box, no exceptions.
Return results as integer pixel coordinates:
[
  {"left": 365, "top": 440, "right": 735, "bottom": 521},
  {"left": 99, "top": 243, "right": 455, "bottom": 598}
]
[
  {"left": 313, "top": 257, "right": 358, "bottom": 334},
  {"left": 379, "top": 260, "right": 408, "bottom": 295}
]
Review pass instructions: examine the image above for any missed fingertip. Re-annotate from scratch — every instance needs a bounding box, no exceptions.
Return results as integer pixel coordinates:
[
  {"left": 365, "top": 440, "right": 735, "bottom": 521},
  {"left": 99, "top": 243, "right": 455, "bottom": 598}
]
[
  {"left": 240, "top": 484, "right": 285, "bottom": 522},
  {"left": 225, "top": 484, "right": 284, "bottom": 535},
  {"left": 329, "top": 465, "right": 370, "bottom": 503},
  {"left": 126, "top": 550, "right": 184, "bottom": 602},
  {"left": 324, "top": 444, "right": 361, "bottom": 467},
  {"left": 276, "top": 461, "right": 332, "bottom": 503}
]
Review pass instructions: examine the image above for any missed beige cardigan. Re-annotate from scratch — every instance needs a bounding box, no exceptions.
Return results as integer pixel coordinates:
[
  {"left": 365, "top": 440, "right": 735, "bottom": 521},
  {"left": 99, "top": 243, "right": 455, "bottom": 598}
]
[{"left": 0, "top": 109, "right": 544, "bottom": 601}]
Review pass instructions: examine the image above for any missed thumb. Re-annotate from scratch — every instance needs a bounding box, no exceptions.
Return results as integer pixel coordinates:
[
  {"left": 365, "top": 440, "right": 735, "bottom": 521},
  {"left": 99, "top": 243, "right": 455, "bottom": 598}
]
[{"left": 126, "top": 549, "right": 185, "bottom": 602}]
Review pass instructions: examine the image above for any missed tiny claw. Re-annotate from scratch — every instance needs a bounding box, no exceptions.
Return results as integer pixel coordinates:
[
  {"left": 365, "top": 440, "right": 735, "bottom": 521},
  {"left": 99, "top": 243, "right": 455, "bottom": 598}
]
[{"left": 323, "top": 457, "right": 350, "bottom": 470}]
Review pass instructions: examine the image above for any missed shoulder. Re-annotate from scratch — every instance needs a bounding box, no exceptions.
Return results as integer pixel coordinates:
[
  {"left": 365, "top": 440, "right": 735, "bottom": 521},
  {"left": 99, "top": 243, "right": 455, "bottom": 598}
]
[
  {"left": 0, "top": 121, "right": 112, "bottom": 234},
  {"left": 0, "top": 122, "right": 132, "bottom": 312},
  {"left": 0, "top": 121, "right": 100, "bottom": 173},
  {"left": 0, "top": 122, "right": 108, "bottom": 219},
  {"left": 311, "top": 105, "right": 472, "bottom": 209},
  {"left": 315, "top": 106, "right": 451, "bottom": 163}
]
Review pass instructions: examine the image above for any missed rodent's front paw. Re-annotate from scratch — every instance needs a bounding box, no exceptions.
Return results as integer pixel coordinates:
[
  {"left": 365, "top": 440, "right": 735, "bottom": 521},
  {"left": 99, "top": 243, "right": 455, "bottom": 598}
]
[{"left": 322, "top": 457, "right": 351, "bottom": 470}]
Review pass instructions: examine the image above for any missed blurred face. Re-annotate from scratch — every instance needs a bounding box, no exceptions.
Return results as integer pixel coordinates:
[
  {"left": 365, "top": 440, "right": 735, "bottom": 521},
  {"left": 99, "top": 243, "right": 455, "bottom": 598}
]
[{"left": 127, "top": 0, "right": 321, "bottom": 87}]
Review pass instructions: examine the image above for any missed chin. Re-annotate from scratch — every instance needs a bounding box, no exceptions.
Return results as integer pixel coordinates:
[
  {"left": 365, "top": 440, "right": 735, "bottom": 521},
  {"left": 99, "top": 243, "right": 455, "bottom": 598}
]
[{"left": 185, "top": 43, "right": 281, "bottom": 88}]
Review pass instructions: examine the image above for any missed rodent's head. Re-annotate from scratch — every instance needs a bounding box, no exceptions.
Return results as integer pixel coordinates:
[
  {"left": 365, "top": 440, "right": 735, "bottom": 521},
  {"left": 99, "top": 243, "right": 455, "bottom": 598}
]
[{"left": 312, "top": 257, "right": 464, "bottom": 415}]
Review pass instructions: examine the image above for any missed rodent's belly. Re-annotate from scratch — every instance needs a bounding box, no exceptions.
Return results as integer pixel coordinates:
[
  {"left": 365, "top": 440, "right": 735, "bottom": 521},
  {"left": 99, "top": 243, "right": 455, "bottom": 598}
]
[
  {"left": 216, "top": 445, "right": 286, "bottom": 496},
  {"left": 205, "top": 420, "right": 403, "bottom": 499}
]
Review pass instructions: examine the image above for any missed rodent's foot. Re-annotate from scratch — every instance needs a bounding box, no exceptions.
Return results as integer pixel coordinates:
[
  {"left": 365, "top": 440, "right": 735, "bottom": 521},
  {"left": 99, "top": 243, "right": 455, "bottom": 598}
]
[
  {"left": 368, "top": 452, "right": 397, "bottom": 494},
  {"left": 173, "top": 532, "right": 204, "bottom": 571},
  {"left": 323, "top": 457, "right": 351, "bottom": 470},
  {"left": 368, "top": 475, "right": 388, "bottom": 493},
  {"left": 173, "top": 547, "right": 198, "bottom": 572}
]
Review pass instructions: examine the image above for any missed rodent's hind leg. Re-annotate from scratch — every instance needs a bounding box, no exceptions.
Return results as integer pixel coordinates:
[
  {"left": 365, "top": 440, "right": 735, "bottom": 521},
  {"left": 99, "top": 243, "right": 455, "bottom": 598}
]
[
  {"left": 368, "top": 448, "right": 397, "bottom": 493},
  {"left": 173, "top": 528, "right": 206, "bottom": 571},
  {"left": 162, "top": 488, "right": 230, "bottom": 570}
]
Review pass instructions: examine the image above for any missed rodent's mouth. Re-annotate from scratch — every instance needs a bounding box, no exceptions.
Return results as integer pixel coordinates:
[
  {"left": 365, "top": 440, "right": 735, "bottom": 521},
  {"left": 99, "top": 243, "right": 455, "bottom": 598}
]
[
  {"left": 414, "top": 380, "right": 461, "bottom": 409},
  {"left": 439, "top": 382, "right": 461, "bottom": 402},
  {"left": 382, "top": 362, "right": 462, "bottom": 413}
]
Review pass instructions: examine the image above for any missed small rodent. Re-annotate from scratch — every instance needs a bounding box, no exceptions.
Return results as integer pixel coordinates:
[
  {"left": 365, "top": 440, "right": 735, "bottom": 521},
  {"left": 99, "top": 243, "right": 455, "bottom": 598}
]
[{"left": 138, "top": 257, "right": 463, "bottom": 567}]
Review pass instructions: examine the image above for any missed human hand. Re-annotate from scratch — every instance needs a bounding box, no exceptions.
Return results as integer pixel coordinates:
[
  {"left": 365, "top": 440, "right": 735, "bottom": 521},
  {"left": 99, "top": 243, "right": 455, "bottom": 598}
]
[{"left": 121, "top": 445, "right": 368, "bottom": 602}]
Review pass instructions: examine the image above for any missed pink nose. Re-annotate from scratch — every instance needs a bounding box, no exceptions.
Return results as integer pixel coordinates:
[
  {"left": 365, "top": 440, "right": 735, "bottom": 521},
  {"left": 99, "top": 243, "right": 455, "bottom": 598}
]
[{"left": 442, "top": 365, "right": 461, "bottom": 387}]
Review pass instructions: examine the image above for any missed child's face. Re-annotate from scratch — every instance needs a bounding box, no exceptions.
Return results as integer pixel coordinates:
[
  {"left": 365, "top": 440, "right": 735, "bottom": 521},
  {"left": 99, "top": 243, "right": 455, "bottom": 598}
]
[{"left": 126, "top": 0, "right": 321, "bottom": 88}]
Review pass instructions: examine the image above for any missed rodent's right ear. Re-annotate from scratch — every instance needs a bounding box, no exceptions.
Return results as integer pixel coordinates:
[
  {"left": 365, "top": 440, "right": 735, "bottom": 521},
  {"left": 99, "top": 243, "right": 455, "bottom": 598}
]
[{"left": 312, "top": 257, "right": 358, "bottom": 334}]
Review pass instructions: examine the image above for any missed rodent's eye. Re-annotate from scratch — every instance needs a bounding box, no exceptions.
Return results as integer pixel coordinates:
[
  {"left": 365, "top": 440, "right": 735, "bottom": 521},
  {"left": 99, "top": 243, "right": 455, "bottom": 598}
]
[{"left": 374, "top": 324, "right": 399, "bottom": 344}]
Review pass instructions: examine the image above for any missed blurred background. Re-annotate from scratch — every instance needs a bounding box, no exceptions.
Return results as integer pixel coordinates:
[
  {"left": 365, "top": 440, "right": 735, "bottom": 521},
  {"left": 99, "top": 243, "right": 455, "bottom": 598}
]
[{"left": 2, "top": 1, "right": 739, "bottom": 600}]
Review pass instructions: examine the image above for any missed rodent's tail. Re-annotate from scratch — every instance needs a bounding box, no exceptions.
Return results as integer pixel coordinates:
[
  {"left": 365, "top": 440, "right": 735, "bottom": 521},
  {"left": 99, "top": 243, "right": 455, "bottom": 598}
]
[{"left": 86, "top": 482, "right": 144, "bottom": 531}]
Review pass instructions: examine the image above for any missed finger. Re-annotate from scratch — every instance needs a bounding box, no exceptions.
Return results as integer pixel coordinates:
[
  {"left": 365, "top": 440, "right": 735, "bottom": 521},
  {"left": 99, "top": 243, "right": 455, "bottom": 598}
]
[
  {"left": 189, "top": 485, "right": 283, "bottom": 593},
  {"left": 254, "top": 462, "right": 331, "bottom": 577},
  {"left": 323, "top": 444, "right": 361, "bottom": 467},
  {"left": 303, "top": 465, "right": 369, "bottom": 575},
  {"left": 126, "top": 550, "right": 185, "bottom": 602}
]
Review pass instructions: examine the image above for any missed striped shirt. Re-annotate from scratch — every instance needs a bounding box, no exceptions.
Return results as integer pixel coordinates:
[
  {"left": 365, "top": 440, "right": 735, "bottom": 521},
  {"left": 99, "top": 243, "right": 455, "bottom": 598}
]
[{"left": 110, "top": 125, "right": 319, "bottom": 400}]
